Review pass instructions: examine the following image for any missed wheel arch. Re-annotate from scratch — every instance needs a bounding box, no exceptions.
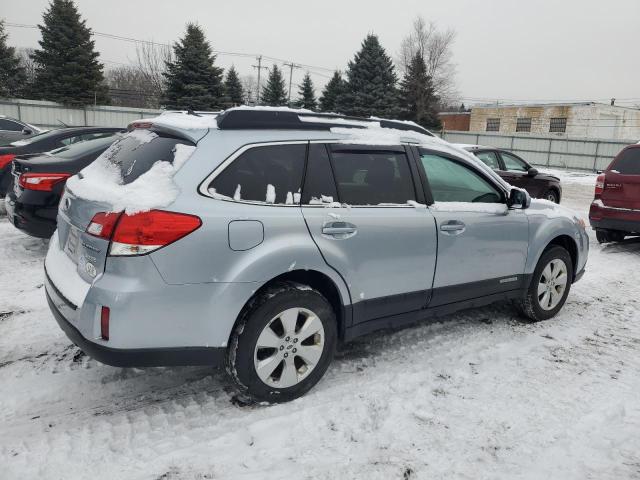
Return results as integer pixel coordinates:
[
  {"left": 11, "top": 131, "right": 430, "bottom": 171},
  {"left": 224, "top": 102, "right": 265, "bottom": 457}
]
[{"left": 537, "top": 234, "right": 578, "bottom": 280}]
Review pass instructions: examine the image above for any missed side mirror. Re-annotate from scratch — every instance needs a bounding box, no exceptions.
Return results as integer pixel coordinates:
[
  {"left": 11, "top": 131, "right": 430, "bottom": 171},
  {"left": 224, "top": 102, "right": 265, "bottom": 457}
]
[
  {"left": 508, "top": 188, "right": 531, "bottom": 209},
  {"left": 527, "top": 167, "right": 538, "bottom": 177},
  {"left": 22, "top": 128, "right": 32, "bottom": 135}
]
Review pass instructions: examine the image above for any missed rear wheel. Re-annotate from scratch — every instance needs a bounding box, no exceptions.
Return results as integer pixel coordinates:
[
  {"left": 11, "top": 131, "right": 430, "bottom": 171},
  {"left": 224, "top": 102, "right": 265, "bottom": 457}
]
[
  {"left": 543, "top": 189, "right": 559, "bottom": 203},
  {"left": 517, "top": 245, "right": 573, "bottom": 322},
  {"left": 226, "top": 282, "right": 337, "bottom": 403}
]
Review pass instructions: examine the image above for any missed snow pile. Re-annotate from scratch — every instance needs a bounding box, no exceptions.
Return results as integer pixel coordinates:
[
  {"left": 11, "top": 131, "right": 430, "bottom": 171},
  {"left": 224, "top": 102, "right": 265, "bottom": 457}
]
[
  {"left": 66, "top": 133, "right": 196, "bottom": 214},
  {"left": 44, "top": 234, "right": 90, "bottom": 307},
  {"left": 137, "top": 112, "right": 218, "bottom": 130},
  {"left": 228, "top": 105, "right": 314, "bottom": 114},
  {"left": 330, "top": 125, "right": 434, "bottom": 145}
]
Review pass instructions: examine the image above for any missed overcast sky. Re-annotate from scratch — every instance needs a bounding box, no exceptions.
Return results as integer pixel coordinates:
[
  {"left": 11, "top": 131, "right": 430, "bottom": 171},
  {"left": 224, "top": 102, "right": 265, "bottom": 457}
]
[{"left": 3, "top": 0, "right": 639, "bottom": 107}]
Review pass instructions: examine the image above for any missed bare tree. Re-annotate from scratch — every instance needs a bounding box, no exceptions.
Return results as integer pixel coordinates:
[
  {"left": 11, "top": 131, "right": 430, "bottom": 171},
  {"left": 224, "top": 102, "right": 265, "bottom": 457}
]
[
  {"left": 134, "top": 41, "right": 173, "bottom": 107},
  {"left": 105, "top": 66, "right": 158, "bottom": 108},
  {"left": 16, "top": 47, "right": 37, "bottom": 95},
  {"left": 240, "top": 74, "right": 258, "bottom": 105},
  {"left": 398, "top": 16, "right": 458, "bottom": 106}
]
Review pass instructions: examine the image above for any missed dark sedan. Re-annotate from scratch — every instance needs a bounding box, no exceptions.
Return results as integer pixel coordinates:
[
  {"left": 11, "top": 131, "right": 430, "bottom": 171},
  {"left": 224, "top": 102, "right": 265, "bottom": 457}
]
[
  {"left": 457, "top": 144, "right": 562, "bottom": 203},
  {"left": 5, "top": 134, "right": 121, "bottom": 238},
  {"left": 0, "top": 126, "right": 123, "bottom": 196},
  {"left": 0, "top": 116, "right": 43, "bottom": 145}
]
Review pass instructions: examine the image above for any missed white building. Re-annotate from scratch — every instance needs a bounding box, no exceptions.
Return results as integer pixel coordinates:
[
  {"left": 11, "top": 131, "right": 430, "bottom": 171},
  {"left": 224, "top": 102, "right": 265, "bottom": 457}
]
[{"left": 469, "top": 102, "right": 640, "bottom": 140}]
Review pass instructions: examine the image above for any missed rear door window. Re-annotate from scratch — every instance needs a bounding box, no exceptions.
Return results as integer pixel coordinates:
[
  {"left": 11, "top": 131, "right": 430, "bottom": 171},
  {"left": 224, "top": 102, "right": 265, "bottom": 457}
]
[
  {"left": 612, "top": 148, "right": 640, "bottom": 174},
  {"left": 103, "top": 130, "right": 194, "bottom": 184},
  {"left": 302, "top": 143, "right": 338, "bottom": 204},
  {"left": 209, "top": 143, "right": 306, "bottom": 204},
  {"left": 420, "top": 152, "right": 503, "bottom": 203},
  {"left": 329, "top": 149, "right": 416, "bottom": 205}
]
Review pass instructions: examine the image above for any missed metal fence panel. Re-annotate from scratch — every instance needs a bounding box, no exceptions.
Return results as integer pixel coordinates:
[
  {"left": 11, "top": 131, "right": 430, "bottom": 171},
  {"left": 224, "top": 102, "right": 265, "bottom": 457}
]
[
  {"left": 0, "top": 98, "right": 162, "bottom": 129},
  {"left": 440, "top": 130, "right": 632, "bottom": 172}
]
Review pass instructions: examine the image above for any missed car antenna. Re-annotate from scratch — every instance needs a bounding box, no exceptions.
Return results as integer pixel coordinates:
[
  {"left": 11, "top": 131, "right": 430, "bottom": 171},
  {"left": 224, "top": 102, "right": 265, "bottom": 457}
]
[{"left": 57, "top": 119, "right": 69, "bottom": 127}]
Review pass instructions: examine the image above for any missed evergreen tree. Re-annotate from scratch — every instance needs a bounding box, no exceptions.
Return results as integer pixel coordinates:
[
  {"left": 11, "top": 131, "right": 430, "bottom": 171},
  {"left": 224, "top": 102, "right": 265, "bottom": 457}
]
[
  {"left": 223, "top": 65, "right": 244, "bottom": 107},
  {"left": 338, "top": 34, "right": 399, "bottom": 118},
  {"left": 296, "top": 73, "right": 316, "bottom": 110},
  {"left": 31, "top": 0, "right": 108, "bottom": 105},
  {"left": 398, "top": 52, "right": 441, "bottom": 129},
  {"left": 319, "top": 71, "right": 345, "bottom": 112},
  {"left": 0, "top": 21, "right": 26, "bottom": 97},
  {"left": 261, "top": 64, "right": 287, "bottom": 106},
  {"left": 163, "top": 23, "right": 224, "bottom": 110},
  {"left": 459, "top": 102, "right": 466, "bottom": 112}
]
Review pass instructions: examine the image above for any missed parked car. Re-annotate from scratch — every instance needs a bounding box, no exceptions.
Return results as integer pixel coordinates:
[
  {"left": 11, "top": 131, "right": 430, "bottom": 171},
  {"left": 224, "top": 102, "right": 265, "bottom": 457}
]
[
  {"left": 44, "top": 109, "right": 588, "bottom": 403},
  {"left": 589, "top": 144, "right": 640, "bottom": 243},
  {"left": 4, "top": 134, "right": 122, "bottom": 238},
  {"left": 457, "top": 144, "right": 562, "bottom": 203},
  {"left": 0, "top": 115, "right": 43, "bottom": 145},
  {"left": 0, "top": 126, "right": 123, "bottom": 197}
]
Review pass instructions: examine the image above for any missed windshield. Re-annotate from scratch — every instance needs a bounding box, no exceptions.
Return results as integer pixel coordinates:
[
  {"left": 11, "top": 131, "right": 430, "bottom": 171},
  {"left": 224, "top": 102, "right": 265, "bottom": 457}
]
[{"left": 48, "top": 134, "right": 121, "bottom": 159}]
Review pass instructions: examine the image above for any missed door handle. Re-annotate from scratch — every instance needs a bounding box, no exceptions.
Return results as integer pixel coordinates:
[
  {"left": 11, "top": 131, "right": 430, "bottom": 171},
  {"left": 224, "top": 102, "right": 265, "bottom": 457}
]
[
  {"left": 440, "top": 221, "right": 466, "bottom": 234},
  {"left": 322, "top": 221, "right": 357, "bottom": 236}
]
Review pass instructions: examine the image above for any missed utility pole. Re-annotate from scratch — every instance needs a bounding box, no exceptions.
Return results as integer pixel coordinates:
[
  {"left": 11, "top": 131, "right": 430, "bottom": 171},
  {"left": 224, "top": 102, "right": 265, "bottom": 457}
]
[
  {"left": 252, "top": 55, "right": 268, "bottom": 105},
  {"left": 283, "top": 62, "right": 301, "bottom": 107}
]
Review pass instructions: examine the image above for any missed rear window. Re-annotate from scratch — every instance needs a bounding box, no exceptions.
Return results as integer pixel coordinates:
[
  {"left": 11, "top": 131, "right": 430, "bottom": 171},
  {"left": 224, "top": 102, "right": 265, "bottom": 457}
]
[
  {"left": 612, "top": 148, "right": 640, "bottom": 175},
  {"left": 104, "top": 130, "right": 194, "bottom": 184}
]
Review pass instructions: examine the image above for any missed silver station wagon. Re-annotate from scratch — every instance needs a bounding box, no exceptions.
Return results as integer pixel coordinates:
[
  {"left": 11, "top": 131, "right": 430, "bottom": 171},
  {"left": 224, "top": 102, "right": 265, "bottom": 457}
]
[{"left": 44, "top": 108, "right": 588, "bottom": 402}]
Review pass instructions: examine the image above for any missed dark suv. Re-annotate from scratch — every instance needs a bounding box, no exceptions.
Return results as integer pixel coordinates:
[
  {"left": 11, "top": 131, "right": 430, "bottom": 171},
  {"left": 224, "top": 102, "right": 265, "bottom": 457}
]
[
  {"left": 458, "top": 145, "right": 562, "bottom": 203},
  {"left": 589, "top": 144, "right": 640, "bottom": 243}
]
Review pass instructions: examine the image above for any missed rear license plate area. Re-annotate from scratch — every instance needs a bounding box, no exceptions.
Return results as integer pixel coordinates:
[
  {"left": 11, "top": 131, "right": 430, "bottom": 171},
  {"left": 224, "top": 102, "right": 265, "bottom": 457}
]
[{"left": 65, "top": 227, "right": 80, "bottom": 260}]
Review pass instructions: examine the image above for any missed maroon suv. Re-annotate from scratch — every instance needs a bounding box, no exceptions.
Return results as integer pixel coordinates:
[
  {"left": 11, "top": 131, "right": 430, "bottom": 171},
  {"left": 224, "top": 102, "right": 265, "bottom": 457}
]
[{"left": 589, "top": 144, "right": 640, "bottom": 243}]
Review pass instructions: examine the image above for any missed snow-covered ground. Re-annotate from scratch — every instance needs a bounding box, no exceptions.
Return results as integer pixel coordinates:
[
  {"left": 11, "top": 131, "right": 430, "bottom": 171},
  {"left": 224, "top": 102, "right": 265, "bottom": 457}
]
[{"left": 1, "top": 175, "right": 640, "bottom": 480}]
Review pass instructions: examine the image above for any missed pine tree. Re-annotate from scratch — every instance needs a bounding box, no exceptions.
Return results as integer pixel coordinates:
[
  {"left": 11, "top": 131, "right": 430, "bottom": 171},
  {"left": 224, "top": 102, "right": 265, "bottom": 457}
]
[
  {"left": 296, "top": 73, "right": 316, "bottom": 110},
  {"left": 261, "top": 65, "right": 287, "bottom": 106},
  {"left": 31, "top": 0, "right": 108, "bottom": 105},
  {"left": 163, "top": 23, "right": 224, "bottom": 110},
  {"left": 319, "top": 71, "right": 345, "bottom": 112},
  {"left": 0, "top": 21, "right": 26, "bottom": 97},
  {"left": 338, "top": 34, "right": 400, "bottom": 118},
  {"left": 398, "top": 52, "right": 441, "bottom": 129},
  {"left": 459, "top": 102, "right": 466, "bottom": 112},
  {"left": 223, "top": 65, "right": 244, "bottom": 107}
]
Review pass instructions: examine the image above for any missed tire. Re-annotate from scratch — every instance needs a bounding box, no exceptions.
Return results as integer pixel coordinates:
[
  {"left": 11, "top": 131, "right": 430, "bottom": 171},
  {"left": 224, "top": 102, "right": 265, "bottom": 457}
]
[
  {"left": 543, "top": 189, "right": 559, "bottom": 203},
  {"left": 226, "top": 282, "right": 337, "bottom": 403},
  {"left": 516, "top": 245, "right": 573, "bottom": 322}
]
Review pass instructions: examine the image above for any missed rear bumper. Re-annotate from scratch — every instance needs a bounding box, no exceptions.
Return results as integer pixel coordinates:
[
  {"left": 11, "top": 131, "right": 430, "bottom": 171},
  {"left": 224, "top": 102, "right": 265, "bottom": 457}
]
[
  {"left": 5, "top": 193, "right": 57, "bottom": 238},
  {"left": 589, "top": 201, "right": 640, "bottom": 233},
  {"left": 45, "top": 272, "right": 226, "bottom": 368}
]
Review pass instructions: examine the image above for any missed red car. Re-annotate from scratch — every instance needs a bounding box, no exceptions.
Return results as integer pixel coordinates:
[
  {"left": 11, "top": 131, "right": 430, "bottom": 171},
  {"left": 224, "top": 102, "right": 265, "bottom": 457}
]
[{"left": 589, "top": 144, "right": 640, "bottom": 243}]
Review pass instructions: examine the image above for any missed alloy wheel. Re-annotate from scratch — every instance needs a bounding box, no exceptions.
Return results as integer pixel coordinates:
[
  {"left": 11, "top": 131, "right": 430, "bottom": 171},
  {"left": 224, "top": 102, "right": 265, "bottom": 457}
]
[
  {"left": 253, "top": 307, "right": 325, "bottom": 388},
  {"left": 537, "top": 259, "right": 568, "bottom": 310}
]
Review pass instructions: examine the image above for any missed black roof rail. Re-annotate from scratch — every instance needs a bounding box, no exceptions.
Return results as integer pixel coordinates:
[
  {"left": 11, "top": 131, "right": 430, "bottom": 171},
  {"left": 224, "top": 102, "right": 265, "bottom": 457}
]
[{"left": 215, "top": 109, "right": 433, "bottom": 137}]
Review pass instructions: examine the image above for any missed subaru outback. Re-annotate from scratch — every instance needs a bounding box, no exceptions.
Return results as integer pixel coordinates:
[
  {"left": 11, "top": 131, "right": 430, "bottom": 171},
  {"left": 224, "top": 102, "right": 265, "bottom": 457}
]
[{"left": 44, "top": 108, "right": 588, "bottom": 402}]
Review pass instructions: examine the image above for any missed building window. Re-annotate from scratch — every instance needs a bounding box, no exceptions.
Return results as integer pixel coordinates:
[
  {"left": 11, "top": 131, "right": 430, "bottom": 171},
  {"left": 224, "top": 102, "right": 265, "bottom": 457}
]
[
  {"left": 486, "top": 118, "right": 500, "bottom": 132},
  {"left": 549, "top": 117, "right": 567, "bottom": 133},
  {"left": 516, "top": 117, "right": 532, "bottom": 133}
]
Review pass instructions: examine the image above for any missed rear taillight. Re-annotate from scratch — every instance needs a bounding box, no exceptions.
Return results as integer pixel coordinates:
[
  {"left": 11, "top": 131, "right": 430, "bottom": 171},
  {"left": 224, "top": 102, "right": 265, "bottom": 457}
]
[
  {"left": 86, "top": 210, "right": 202, "bottom": 256},
  {"left": 100, "top": 306, "right": 110, "bottom": 341},
  {"left": 0, "top": 154, "right": 16, "bottom": 169},
  {"left": 86, "top": 212, "right": 122, "bottom": 239},
  {"left": 19, "top": 172, "right": 72, "bottom": 192},
  {"left": 594, "top": 173, "right": 605, "bottom": 197}
]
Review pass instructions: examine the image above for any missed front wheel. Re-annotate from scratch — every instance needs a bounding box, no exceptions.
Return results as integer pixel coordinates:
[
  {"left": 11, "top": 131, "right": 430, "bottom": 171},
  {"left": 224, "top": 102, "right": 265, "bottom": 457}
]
[
  {"left": 226, "top": 282, "right": 337, "bottom": 403},
  {"left": 543, "top": 189, "right": 559, "bottom": 203},
  {"left": 516, "top": 246, "right": 573, "bottom": 321}
]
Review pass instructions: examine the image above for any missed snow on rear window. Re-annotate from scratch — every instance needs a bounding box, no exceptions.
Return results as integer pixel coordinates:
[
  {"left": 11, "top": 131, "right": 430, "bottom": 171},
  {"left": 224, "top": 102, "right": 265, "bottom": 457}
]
[{"left": 66, "top": 130, "right": 196, "bottom": 214}]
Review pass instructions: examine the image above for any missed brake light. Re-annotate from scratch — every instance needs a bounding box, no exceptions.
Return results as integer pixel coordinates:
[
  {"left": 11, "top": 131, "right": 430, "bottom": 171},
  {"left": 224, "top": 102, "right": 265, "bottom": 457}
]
[
  {"left": 86, "top": 210, "right": 202, "bottom": 256},
  {"left": 100, "top": 306, "right": 110, "bottom": 341},
  {"left": 19, "top": 172, "right": 72, "bottom": 191},
  {"left": 594, "top": 173, "right": 605, "bottom": 197},
  {"left": 86, "top": 212, "right": 122, "bottom": 239},
  {"left": 129, "top": 121, "right": 153, "bottom": 129},
  {"left": 0, "top": 154, "right": 16, "bottom": 169}
]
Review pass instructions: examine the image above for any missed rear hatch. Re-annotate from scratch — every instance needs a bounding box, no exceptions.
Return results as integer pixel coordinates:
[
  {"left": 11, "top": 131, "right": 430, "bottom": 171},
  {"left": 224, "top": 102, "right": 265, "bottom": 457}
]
[
  {"left": 601, "top": 146, "right": 640, "bottom": 210},
  {"left": 53, "top": 128, "right": 197, "bottom": 284}
]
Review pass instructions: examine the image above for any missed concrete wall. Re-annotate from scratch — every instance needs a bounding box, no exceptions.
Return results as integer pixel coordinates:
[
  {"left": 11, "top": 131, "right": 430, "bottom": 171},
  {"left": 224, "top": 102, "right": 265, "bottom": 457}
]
[
  {"left": 0, "top": 98, "right": 163, "bottom": 129},
  {"left": 469, "top": 103, "right": 640, "bottom": 141}
]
